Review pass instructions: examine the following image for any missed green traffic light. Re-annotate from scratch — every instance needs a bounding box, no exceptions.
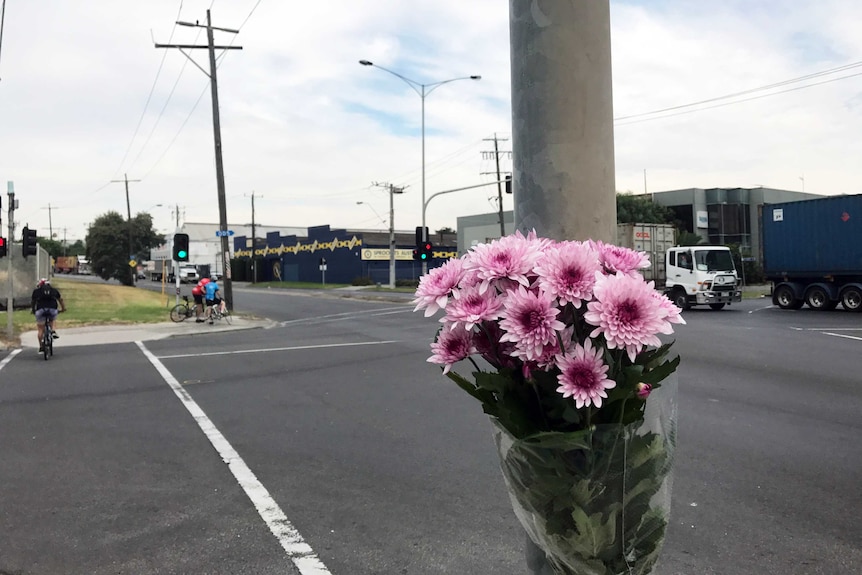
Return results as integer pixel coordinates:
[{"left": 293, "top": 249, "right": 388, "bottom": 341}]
[{"left": 178, "top": 250, "right": 187, "bottom": 259}]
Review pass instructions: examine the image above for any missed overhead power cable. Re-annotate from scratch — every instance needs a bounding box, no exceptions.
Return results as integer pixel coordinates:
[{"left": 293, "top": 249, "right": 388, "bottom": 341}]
[{"left": 615, "top": 58, "right": 862, "bottom": 125}]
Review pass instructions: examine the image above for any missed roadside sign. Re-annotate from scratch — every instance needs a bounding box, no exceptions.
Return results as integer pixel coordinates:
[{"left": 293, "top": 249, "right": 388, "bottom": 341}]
[
  {"left": 128, "top": 259, "right": 137, "bottom": 267},
  {"left": 215, "top": 230, "right": 235, "bottom": 237}
]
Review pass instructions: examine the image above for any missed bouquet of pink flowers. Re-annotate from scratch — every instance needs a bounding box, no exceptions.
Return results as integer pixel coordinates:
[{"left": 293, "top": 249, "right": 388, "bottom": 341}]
[{"left": 413, "top": 230, "right": 684, "bottom": 575}]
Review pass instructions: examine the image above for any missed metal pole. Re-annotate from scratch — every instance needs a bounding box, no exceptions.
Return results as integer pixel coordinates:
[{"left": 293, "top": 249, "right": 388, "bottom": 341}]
[
  {"left": 6, "top": 183, "right": 14, "bottom": 340},
  {"left": 389, "top": 185, "right": 396, "bottom": 289},
  {"left": 494, "top": 135, "right": 505, "bottom": 236},
  {"left": 420, "top": 88, "right": 427, "bottom": 276}
]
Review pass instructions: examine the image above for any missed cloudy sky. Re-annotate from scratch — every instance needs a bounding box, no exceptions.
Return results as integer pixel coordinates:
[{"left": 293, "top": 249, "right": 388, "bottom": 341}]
[{"left": 1, "top": 0, "right": 861, "bottom": 244}]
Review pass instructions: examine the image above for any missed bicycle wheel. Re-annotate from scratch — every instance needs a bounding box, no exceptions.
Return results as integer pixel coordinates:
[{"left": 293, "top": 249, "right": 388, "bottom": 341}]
[
  {"left": 170, "top": 304, "right": 190, "bottom": 322},
  {"left": 222, "top": 309, "right": 232, "bottom": 325},
  {"left": 42, "top": 328, "right": 50, "bottom": 361}
]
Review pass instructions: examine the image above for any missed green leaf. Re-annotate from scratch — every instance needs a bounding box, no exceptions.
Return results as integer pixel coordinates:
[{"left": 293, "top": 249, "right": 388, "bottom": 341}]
[{"left": 639, "top": 356, "right": 680, "bottom": 385}]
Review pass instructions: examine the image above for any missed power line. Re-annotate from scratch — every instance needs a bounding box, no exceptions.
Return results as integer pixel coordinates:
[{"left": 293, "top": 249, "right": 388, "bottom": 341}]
[
  {"left": 113, "top": 0, "right": 185, "bottom": 177},
  {"left": 616, "top": 69, "right": 862, "bottom": 126},
  {"left": 615, "top": 59, "right": 862, "bottom": 125}
]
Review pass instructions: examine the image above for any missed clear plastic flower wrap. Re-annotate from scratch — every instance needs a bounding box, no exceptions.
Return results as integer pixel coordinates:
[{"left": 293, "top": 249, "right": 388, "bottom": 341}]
[{"left": 491, "top": 374, "right": 676, "bottom": 575}]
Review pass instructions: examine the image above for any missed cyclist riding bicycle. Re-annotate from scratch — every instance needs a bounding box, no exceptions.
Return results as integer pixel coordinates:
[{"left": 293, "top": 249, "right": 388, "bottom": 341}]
[{"left": 31, "top": 278, "right": 66, "bottom": 353}]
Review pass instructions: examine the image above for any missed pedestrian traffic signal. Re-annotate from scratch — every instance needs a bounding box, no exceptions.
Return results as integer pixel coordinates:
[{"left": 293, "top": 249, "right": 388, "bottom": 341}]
[
  {"left": 173, "top": 233, "right": 190, "bottom": 261},
  {"left": 0, "top": 237, "right": 6, "bottom": 258},
  {"left": 505, "top": 174, "right": 512, "bottom": 194},
  {"left": 22, "top": 226, "right": 37, "bottom": 258}
]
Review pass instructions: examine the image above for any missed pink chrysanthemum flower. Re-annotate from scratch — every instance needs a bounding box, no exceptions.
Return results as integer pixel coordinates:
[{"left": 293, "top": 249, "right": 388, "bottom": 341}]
[
  {"left": 463, "top": 230, "right": 543, "bottom": 294},
  {"left": 499, "top": 285, "right": 566, "bottom": 361},
  {"left": 584, "top": 272, "right": 678, "bottom": 362},
  {"left": 651, "top": 289, "right": 687, "bottom": 324},
  {"left": 592, "top": 240, "right": 651, "bottom": 276},
  {"left": 413, "top": 258, "right": 466, "bottom": 317},
  {"left": 513, "top": 326, "right": 574, "bottom": 371},
  {"left": 636, "top": 382, "right": 652, "bottom": 400},
  {"left": 427, "top": 323, "right": 477, "bottom": 374},
  {"left": 534, "top": 241, "right": 601, "bottom": 308},
  {"left": 442, "top": 284, "right": 504, "bottom": 331},
  {"left": 555, "top": 339, "right": 616, "bottom": 408}
]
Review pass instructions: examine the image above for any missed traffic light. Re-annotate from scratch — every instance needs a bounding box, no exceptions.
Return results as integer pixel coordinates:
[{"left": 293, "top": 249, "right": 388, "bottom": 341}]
[
  {"left": 0, "top": 237, "right": 6, "bottom": 258},
  {"left": 413, "top": 241, "right": 433, "bottom": 261},
  {"left": 505, "top": 174, "right": 512, "bottom": 194},
  {"left": 22, "top": 226, "right": 37, "bottom": 258},
  {"left": 173, "top": 233, "right": 190, "bottom": 261}
]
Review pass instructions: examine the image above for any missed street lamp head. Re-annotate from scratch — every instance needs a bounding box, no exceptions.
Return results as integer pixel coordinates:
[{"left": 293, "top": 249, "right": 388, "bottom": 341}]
[
  {"left": 359, "top": 59, "right": 373, "bottom": 66},
  {"left": 470, "top": 75, "right": 481, "bottom": 80}
]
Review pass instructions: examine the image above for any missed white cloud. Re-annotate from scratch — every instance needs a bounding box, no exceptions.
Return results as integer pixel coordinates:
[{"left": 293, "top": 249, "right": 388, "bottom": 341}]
[{"left": 1, "top": 0, "right": 860, "bottom": 243}]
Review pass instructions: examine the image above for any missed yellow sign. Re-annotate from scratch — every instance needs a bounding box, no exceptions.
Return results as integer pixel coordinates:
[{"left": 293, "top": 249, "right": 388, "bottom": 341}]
[
  {"left": 361, "top": 248, "right": 415, "bottom": 261},
  {"left": 234, "top": 235, "right": 362, "bottom": 258},
  {"left": 128, "top": 259, "right": 137, "bottom": 267}
]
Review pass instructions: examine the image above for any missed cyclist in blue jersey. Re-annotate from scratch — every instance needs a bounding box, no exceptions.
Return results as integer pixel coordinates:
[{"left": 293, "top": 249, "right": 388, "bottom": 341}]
[{"left": 203, "top": 276, "right": 224, "bottom": 324}]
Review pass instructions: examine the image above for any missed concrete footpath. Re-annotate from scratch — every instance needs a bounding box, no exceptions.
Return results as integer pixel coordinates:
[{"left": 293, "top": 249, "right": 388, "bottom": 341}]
[{"left": 18, "top": 316, "right": 277, "bottom": 349}]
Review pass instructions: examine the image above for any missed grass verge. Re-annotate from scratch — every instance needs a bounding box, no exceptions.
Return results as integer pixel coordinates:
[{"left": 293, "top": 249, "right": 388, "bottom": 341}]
[{"left": 1, "top": 279, "right": 172, "bottom": 347}]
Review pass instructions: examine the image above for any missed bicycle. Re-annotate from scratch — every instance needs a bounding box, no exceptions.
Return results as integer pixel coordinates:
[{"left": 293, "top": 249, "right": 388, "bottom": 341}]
[
  {"left": 170, "top": 295, "right": 196, "bottom": 323},
  {"left": 209, "top": 303, "right": 232, "bottom": 325},
  {"left": 41, "top": 320, "right": 54, "bottom": 360}
]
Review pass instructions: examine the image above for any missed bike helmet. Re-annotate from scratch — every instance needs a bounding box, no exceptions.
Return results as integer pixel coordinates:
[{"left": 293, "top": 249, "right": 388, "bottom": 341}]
[{"left": 37, "top": 278, "right": 50, "bottom": 287}]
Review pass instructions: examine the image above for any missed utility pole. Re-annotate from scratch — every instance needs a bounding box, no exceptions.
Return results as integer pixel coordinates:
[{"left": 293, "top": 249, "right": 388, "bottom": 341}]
[
  {"left": 245, "top": 191, "right": 261, "bottom": 283},
  {"left": 510, "top": 2, "right": 616, "bottom": 573},
  {"left": 510, "top": 0, "right": 616, "bottom": 245},
  {"left": 156, "top": 9, "right": 242, "bottom": 310},
  {"left": 481, "top": 134, "right": 511, "bottom": 237},
  {"left": 372, "top": 181, "right": 405, "bottom": 289},
  {"left": 6, "top": 181, "right": 16, "bottom": 340},
  {"left": 41, "top": 203, "right": 56, "bottom": 239},
  {"left": 110, "top": 173, "right": 140, "bottom": 286}
]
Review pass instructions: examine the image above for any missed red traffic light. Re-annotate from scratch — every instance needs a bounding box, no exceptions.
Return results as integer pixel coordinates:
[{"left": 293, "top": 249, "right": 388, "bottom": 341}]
[{"left": 0, "top": 237, "right": 5, "bottom": 246}]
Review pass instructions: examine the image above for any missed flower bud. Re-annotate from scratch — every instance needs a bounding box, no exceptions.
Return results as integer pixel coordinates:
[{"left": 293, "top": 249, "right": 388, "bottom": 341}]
[{"left": 636, "top": 382, "right": 652, "bottom": 400}]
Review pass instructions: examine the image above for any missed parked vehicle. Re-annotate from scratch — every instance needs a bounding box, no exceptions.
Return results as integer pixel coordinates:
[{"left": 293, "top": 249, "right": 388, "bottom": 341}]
[
  {"left": 617, "top": 223, "right": 742, "bottom": 310},
  {"left": 54, "top": 255, "right": 79, "bottom": 274},
  {"left": 76, "top": 256, "right": 92, "bottom": 275},
  {"left": 763, "top": 194, "right": 862, "bottom": 312}
]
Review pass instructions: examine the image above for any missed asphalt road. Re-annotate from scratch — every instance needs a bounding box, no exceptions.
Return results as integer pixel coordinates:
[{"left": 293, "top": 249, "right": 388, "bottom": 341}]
[{"left": 1, "top": 289, "right": 860, "bottom": 574}]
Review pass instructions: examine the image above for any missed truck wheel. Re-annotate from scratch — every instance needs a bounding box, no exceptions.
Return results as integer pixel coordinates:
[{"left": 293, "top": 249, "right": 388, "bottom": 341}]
[
  {"left": 774, "top": 285, "right": 803, "bottom": 309},
  {"left": 841, "top": 287, "right": 862, "bottom": 312},
  {"left": 709, "top": 303, "right": 726, "bottom": 310},
  {"left": 672, "top": 289, "right": 690, "bottom": 311},
  {"left": 805, "top": 286, "right": 832, "bottom": 311}
]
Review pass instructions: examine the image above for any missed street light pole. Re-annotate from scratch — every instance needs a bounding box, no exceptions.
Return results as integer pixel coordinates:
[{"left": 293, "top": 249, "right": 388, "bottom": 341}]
[
  {"left": 359, "top": 60, "right": 481, "bottom": 275},
  {"left": 388, "top": 184, "right": 404, "bottom": 289}
]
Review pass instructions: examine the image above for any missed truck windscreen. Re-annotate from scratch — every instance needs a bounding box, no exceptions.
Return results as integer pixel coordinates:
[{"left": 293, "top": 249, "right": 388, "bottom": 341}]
[{"left": 695, "top": 250, "right": 735, "bottom": 272}]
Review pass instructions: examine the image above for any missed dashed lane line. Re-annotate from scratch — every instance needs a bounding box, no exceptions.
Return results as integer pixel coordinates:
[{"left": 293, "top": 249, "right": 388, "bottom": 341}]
[{"left": 137, "top": 341, "right": 332, "bottom": 575}]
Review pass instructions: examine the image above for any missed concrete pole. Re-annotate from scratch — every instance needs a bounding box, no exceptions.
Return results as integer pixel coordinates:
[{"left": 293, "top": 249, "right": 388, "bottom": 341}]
[
  {"left": 388, "top": 185, "right": 396, "bottom": 289},
  {"left": 509, "top": 0, "right": 616, "bottom": 244},
  {"left": 510, "top": 2, "right": 616, "bottom": 572}
]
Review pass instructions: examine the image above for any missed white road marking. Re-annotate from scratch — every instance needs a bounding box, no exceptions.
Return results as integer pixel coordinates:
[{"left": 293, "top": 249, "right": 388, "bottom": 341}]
[
  {"left": 748, "top": 304, "right": 776, "bottom": 313},
  {"left": 791, "top": 327, "right": 862, "bottom": 331},
  {"left": 136, "top": 341, "right": 332, "bottom": 575},
  {"left": 157, "top": 339, "right": 399, "bottom": 360},
  {"left": 822, "top": 332, "right": 862, "bottom": 342},
  {"left": 0, "top": 349, "right": 22, "bottom": 371},
  {"left": 278, "top": 307, "right": 412, "bottom": 327}
]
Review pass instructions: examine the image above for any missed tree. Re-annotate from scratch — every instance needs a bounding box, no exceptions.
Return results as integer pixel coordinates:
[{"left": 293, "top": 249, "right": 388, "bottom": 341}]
[
  {"left": 616, "top": 193, "right": 674, "bottom": 224},
  {"left": 38, "top": 238, "right": 65, "bottom": 259},
  {"left": 436, "top": 226, "right": 455, "bottom": 234},
  {"left": 86, "top": 211, "right": 164, "bottom": 286},
  {"left": 677, "top": 231, "right": 706, "bottom": 246}
]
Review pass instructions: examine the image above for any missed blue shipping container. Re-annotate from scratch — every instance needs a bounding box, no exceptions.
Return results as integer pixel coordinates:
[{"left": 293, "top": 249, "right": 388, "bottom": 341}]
[{"left": 762, "top": 194, "right": 862, "bottom": 276}]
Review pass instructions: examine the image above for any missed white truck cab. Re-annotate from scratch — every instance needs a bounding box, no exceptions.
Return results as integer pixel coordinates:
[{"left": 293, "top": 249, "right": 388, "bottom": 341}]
[{"left": 665, "top": 246, "right": 742, "bottom": 310}]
